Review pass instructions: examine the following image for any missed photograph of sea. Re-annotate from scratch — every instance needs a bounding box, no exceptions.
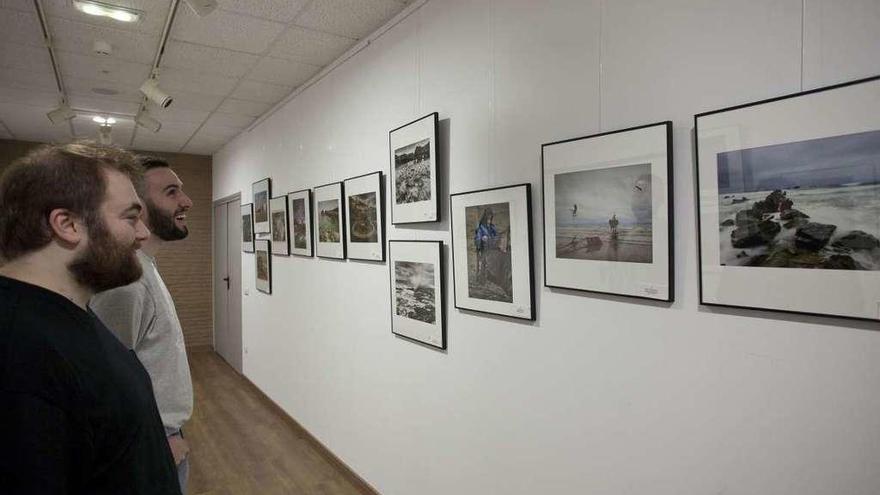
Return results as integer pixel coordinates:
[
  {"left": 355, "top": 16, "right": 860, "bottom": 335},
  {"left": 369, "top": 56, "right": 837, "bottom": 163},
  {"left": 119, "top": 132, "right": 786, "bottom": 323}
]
[
  {"left": 395, "top": 261, "right": 436, "bottom": 324},
  {"left": 716, "top": 129, "right": 880, "bottom": 270},
  {"left": 554, "top": 163, "right": 653, "bottom": 263}
]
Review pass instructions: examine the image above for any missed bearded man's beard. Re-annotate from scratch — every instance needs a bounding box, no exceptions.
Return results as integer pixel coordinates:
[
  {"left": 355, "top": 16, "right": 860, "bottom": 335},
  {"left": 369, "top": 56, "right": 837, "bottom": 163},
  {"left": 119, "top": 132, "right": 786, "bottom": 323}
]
[
  {"left": 68, "top": 216, "right": 143, "bottom": 292},
  {"left": 146, "top": 200, "right": 188, "bottom": 241}
]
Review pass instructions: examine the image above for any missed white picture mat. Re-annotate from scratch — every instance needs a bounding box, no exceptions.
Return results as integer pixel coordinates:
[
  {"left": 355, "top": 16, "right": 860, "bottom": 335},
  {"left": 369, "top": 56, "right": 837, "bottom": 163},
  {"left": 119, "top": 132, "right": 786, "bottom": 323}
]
[
  {"left": 269, "top": 196, "right": 288, "bottom": 255},
  {"left": 391, "top": 242, "right": 444, "bottom": 348},
  {"left": 697, "top": 79, "right": 880, "bottom": 319},
  {"left": 543, "top": 124, "right": 671, "bottom": 300},
  {"left": 451, "top": 185, "right": 532, "bottom": 318},
  {"left": 288, "top": 190, "right": 312, "bottom": 256},
  {"left": 255, "top": 240, "right": 271, "bottom": 293},
  {"left": 390, "top": 114, "right": 438, "bottom": 222},
  {"left": 253, "top": 179, "right": 270, "bottom": 233},
  {"left": 314, "top": 183, "right": 345, "bottom": 259},
  {"left": 344, "top": 173, "right": 384, "bottom": 261},
  {"left": 241, "top": 203, "right": 254, "bottom": 252}
]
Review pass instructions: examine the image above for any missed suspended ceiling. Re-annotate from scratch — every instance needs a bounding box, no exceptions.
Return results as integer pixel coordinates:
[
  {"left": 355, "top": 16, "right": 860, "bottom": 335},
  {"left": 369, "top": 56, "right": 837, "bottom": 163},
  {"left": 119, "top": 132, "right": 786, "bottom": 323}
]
[{"left": 0, "top": 0, "right": 412, "bottom": 155}]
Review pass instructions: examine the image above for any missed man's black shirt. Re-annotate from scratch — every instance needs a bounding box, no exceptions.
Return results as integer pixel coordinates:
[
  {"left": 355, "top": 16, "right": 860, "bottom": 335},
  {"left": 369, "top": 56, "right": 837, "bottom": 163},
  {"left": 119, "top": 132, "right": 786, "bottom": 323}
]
[{"left": 0, "top": 275, "right": 182, "bottom": 495}]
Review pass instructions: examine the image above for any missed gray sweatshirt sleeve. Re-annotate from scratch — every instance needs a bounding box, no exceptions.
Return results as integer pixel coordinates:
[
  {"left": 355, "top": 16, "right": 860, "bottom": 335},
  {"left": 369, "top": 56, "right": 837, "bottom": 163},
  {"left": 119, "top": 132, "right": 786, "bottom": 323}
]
[{"left": 89, "top": 282, "right": 155, "bottom": 350}]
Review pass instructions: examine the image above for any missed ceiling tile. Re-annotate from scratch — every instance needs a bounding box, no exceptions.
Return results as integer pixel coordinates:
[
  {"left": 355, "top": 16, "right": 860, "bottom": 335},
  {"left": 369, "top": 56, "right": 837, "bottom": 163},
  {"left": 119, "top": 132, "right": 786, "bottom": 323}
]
[
  {"left": 216, "top": 0, "right": 309, "bottom": 23},
  {"left": 65, "top": 76, "right": 144, "bottom": 103},
  {"left": 248, "top": 56, "right": 320, "bottom": 86},
  {"left": 0, "top": 67, "right": 62, "bottom": 94},
  {"left": 0, "top": 42, "right": 54, "bottom": 74},
  {"left": 57, "top": 51, "right": 152, "bottom": 87},
  {"left": 0, "top": 101, "right": 72, "bottom": 143},
  {"left": 196, "top": 123, "right": 241, "bottom": 141},
  {"left": 169, "top": 7, "right": 285, "bottom": 54},
  {"left": 0, "top": 86, "right": 61, "bottom": 107},
  {"left": 0, "top": 9, "right": 46, "bottom": 48},
  {"left": 134, "top": 118, "right": 199, "bottom": 144},
  {"left": 149, "top": 89, "right": 223, "bottom": 112},
  {"left": 230, "top": 79, "right": 292, "bottom": 104},
  {"left": 162, "top": 41, "right": 259, "bottom": 78},
  {"left": 0, "top": 122, "right": 13, "bottom": 140},
  {"left": 180, "top": 136, "right": 225, "bottom": 155},
  {"left": 0, "top": 1, "right": 34, "bottom": 13},
  {"left": 293, "top": 0, "right": 407, "bottom": 39},
  {"left": 43, "top": 0, "right": 172, "bottom": 35},
  {"left": 203, "top": 111, "right": 254, "bottom": 129},
  {"left": 151, "top": 106, "right": 211, "bottom": 124},
  {"left": 215, "top": 98, "right": 271, "bottom": 117},
  {"left": 67, "top": 95, "right": 141, "bottom": 116},
  {"left": 160, "top": 66, "right": 238, "bottom": 96},
  {"left": 269, "top": 25, "right": 354, "bottom": 66},
  {"left": 50, "top": 17, "right": 159, "bottom": 65}
]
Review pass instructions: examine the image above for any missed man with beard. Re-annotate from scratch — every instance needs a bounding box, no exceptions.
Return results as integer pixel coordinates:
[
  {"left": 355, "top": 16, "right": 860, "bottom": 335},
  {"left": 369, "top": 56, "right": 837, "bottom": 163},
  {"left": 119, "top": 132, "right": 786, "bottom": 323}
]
[
  {"left": 91, "top": 156, "right": 195, "bottom": 493},
  {"left": 0, "top": 143, "right": 182, "bottom": 495}
]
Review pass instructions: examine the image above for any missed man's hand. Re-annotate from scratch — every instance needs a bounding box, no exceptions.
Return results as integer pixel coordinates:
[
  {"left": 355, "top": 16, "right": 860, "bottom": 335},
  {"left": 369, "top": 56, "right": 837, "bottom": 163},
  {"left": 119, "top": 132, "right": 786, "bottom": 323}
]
[{"left": 167, "top": 435, "right": 190, "bottom": 465}]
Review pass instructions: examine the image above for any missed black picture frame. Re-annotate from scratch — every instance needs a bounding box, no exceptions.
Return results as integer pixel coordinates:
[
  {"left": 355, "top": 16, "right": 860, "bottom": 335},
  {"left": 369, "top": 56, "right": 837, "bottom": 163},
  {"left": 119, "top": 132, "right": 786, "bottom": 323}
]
[
  {"left": 541, "top": 121, "right": 675, "bottom": 302},
  {"left": 287, "top": 188, "right": 314, "bottom": 257},
  {"left": 255, "top": 239, "right": 272, "bottom": 294},
  {"left": 241, "top": 203, "right": 255, "bottom": 253},
  {"left": 449, "top": 183, "right": 535, "bottom": 320},
  {"left": 389, "top": 240, "right": 446, "bottom": 350},
  {"left": 695, "top": 75, "right": 880, "bottom": 321},
  {"left": 314, "top": 181, "right": 346, "bottom": 260},
  {"left": 270, "top": 195, "right": 290, "bottom": 256},
  {"left": 252, "top": 177, "right": 272, "bottom": 234},
  {"left": 389, "top": 112, "right": 440, "bottom": 224},
  {"left": 344, "top": 171, "right": 386, "bottom": 262}
]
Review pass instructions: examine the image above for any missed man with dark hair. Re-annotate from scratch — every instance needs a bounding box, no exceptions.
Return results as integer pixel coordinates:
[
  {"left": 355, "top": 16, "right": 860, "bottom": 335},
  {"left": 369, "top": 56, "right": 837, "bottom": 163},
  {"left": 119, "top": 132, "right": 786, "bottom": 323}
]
[
  {"left": 91, "top": 155, "right": 195, "bottom": 493},
  {"left": 0, "top": 142, "right": 182, "bottom": 495}
]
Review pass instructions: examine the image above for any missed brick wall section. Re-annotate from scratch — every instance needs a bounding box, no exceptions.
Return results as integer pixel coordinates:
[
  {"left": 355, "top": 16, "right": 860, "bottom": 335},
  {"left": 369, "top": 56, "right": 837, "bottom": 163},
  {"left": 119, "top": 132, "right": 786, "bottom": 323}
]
[{"left": 0, "top": 139, "right": 214, "bottom": 351}]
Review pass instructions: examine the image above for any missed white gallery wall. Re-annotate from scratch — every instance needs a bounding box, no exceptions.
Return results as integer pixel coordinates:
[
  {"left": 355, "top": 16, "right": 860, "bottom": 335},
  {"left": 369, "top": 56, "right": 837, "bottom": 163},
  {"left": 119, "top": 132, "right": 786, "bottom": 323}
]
[{"left": 212, "top": 1, "right": 880, "bottom": 494}]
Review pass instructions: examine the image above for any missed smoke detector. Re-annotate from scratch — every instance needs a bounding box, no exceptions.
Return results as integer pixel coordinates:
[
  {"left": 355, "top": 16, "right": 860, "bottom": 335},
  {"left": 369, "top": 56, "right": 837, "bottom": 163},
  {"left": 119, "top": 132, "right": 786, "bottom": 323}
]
[{"left": 93, "top": 40, "right": 112, "bottom": 56}]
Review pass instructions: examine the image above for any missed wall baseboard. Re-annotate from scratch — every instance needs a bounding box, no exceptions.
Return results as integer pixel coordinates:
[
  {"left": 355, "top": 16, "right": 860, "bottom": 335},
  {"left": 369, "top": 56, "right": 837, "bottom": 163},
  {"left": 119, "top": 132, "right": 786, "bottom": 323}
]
[{"left": 238, "top": 371, "right": 381, "bottom": 495}]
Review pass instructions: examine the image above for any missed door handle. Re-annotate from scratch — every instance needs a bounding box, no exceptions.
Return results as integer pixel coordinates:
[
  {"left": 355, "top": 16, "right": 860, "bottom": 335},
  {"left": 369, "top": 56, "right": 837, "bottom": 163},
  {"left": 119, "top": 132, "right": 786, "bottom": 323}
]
[{"left": 223, "top": 276, "right": 230, "bottom": 290}]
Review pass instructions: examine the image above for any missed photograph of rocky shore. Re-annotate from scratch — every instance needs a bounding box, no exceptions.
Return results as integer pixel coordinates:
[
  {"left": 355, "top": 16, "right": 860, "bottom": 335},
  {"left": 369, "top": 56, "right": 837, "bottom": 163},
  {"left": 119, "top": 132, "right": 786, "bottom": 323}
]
[{"left": 717, "top": 129, "right": 880, "bottom": 271}]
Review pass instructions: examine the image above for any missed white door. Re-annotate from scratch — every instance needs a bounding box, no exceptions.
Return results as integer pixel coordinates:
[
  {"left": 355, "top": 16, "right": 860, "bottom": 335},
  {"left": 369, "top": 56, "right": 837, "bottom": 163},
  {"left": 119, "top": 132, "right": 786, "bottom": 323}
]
[{"left": 213, "top": 198, "right": 243, "bottom": 373}]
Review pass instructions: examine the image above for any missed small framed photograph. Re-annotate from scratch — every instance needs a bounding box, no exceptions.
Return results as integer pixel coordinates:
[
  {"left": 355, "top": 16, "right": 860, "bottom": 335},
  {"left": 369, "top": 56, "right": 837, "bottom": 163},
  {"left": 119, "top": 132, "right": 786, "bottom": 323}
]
[
  {"left": 314, "top": 181, "right": 346, "bottom": 259},
  {"left": 450, "top": 183, "right": 535, "bottom": 320},
  {"left": 389, "top": 240, "right": 445, "bottom": 349},
  {"left": 696, "top": 75, "right": 880, "bottom": 320},
  {"left": 252, "top": 177, "right": 271, "bottom": 234},
  {"left": 389, "top": 112, "right": 440, "bottom": 224},
  {"left": 288, "top": 189, "right": 313, "bottom": 257},
  {"left": 542, "top": 121, "right": 674, "bottom": 301},
  {"left": 344, "top": 171, "right": 385, "bottom": 262},
  {"left": 270, "top": 196, "right": 290, "bottom": 256},
  {"left": 255, "top": 240, "right": 272, "bottom": 294},
  {"left": 241, "top": 203, "right": 254, "bottom": 253}
]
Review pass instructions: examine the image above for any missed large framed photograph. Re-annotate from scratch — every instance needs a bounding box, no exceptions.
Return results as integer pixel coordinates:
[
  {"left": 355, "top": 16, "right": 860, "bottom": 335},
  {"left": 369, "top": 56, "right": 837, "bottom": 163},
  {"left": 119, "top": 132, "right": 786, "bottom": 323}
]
[
  {"left": 314, "top": 181, "right": 346, "bottom": 259},
  {"left": 389, "top": 112, "right": 439, "bottom": 224},
  {"left": 270, "top": 196, "right": 290, "bottom": 256},
  {"left": 252, "top": 177, "right": 271, "bottom": 234},
  {"left": 255, "top": 240, "right": 272, "bottom": 294},
  {"left": 288, "top": 189, "right": 313, "bottom": 257},
  {"left": 389, "top": 240, "right": 445, "bottom": 349},
  {"left": 241, "top": 203, "right": 254, "bottom": 253},
  {"left": 542, "top": 121, "right": 674, "bottom": 301},
  {"left": 450, "top": 184, "right": 535, "bottom": 320},
  {"left": 344, "top": 171, "right": 385, "bottom": 261},
  {"left": 696, "top": 76, "right": 880, "bottom": 321}
]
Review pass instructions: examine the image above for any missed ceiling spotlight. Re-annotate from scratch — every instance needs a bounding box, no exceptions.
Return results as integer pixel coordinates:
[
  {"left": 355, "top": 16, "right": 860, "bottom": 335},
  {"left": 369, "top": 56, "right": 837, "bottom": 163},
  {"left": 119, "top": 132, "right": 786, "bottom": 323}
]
[
  {"left": 97, "top": 124, "right": 113, "bottom": 145},
  {"left": 73, "top": 1, "right": 142, "bottom": 23},
  {"left": 135, "top": 112, "right": 162, "bottom": 133},
  {"left": 139, "top": 79, "right": 173, "bottom": 108},
  {"left": 92, "top": 116, "right": 117, "bottom": 125},
  {"left": 183, "top": 0, "right": 217, "bottom": 17},
  {"left": 47, "top": 104, "right": 76, "bottom": 125}
]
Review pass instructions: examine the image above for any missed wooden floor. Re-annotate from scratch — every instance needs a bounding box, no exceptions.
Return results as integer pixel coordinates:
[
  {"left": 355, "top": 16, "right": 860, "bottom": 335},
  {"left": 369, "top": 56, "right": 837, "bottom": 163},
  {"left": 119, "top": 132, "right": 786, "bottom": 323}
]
[{"left": 186, "top": 351, "right": 369, "bottom": 495}]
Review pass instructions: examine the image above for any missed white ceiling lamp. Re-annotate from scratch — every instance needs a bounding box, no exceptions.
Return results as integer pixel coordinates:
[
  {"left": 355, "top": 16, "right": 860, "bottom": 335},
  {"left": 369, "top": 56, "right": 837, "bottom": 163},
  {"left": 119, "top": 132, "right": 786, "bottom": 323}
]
[
  {"left": 92, "top": 116, "right": 117, "bottom": 125},
  {"left": 47, "top": 103, "right": 76, "bottom": 125},
  {"left": 97, "top": 123, "right": 113, "bottom": 145},
  {"left": 73, "top": 1, "right": 142, "bottom": 23},
  {"left": 135, "top": 111, "right": 162, "bottom": 133},
  {"left": 182, "top": 0, "right": 217, "bottom": 17},
  {"left": 139, "top": 78, "right": 173, "bottom": 108}
]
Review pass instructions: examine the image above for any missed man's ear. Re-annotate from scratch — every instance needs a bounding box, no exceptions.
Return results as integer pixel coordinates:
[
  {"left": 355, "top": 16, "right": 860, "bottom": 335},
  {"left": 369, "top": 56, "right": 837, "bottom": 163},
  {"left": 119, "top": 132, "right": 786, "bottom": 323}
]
[{"left": 48, "top": 209, "right": 86, "bottom": 246}]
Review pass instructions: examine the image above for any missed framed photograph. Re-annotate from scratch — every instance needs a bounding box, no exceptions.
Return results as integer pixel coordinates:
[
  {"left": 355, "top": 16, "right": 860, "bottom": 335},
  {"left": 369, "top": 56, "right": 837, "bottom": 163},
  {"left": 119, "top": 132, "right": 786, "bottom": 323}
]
[
  {"left": 288, "top": 189, "right": 313, "bottom": 257},
  {"left": 252, "top": 177, "right": 271, "bottom": 234},
  {"left": 255, "top": 240, "right": 272, "bottom": 294},
  {"left": 389, "top": 240, "right": 445, "bottom": 349},
  {"left": 696, "top": 75, "right": 880, "bottom": 321},
  {"left": 344, "top": 171, "right": 385, "bottom": 261},
  {"left": 270, "top": 196, "right": 290, "bottom": 256},
  {"left": 389, "top": 112, "right": 440, "bottom": 224},
  {"left": 314, "top": 181, "right": 345, "bottom": 259},
  {"left": 241, "top": 203, "right": 254, "bottom": 253},
  {"left": 542, "top": 121, "right": 674, "bottom": 301},
  {"left": 450, "top": 183, "right": 535, "bottom": 320}
]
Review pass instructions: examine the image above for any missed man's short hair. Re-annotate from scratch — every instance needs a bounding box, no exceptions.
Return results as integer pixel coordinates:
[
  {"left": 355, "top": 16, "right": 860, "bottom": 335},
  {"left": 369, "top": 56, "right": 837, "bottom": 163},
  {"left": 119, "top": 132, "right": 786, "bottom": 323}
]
[
  {"left": 138, "top": 156, "right": 170, "bottom": 171},
  {"left": 0, "top": 142, "right": 143, "bottom": 261}
]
